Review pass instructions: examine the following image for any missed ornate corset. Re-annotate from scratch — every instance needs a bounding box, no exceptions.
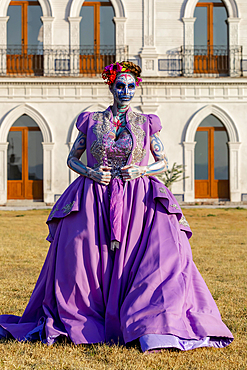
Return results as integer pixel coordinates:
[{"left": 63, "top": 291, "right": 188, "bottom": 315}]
[{"left": 105, "top": 129, "right": 132, "bottom": 179}]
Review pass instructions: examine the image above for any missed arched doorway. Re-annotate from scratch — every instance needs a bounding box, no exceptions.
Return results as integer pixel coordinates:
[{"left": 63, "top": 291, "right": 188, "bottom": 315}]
[
  {"left": 195, "top": 114, "right": 229, "bottom": 199},
  {"left": 7, "top": 0, "right": 43, "bottom": 75},
  {"left": 7, "top": 114, "right": 43, "bottom": 200},
  {"left": 194, "top": 0, "right": 229, "bottom": 74},
  {"left": 79, "top": 0, "right": 115, "bottom": 75}
]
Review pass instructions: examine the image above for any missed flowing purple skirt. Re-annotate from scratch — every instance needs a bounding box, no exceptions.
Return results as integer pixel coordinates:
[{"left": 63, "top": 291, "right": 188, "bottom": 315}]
[{"left": 0, "top": 176, "right": 233, "bottom": 350}]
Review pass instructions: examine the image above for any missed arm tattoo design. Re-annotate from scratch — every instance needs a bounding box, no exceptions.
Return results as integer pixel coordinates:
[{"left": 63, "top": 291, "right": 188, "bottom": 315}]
[
  {"left": 67, "top": 132, "right": 111, "bottom": 185},
  {"left": 67, "top": 132, "right": 88, "bottom": 176},
  {"left": 146, "top": 133, "right": 168, "bottom": 175}
]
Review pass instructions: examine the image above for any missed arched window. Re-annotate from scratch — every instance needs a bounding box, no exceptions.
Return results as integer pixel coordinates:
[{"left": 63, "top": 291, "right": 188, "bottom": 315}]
[
  {"left": 79, "top": 0, "right": 115, "bottom": 75},
  {"left": 195, "top": 114, "right": 229, "bottom": 199},
  {"left": 7, "top": 0, "right": 43, "bottom": 75},
  {"left": 194, "top": 0, "right": 228, "bottom": 74},
  {"left": 7, "top": 115, "right": 43, "bottom": 200}
]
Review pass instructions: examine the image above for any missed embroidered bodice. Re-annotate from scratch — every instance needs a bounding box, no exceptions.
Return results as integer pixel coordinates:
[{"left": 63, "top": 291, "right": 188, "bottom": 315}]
[
  {"left": 105, "top": 129, "right": 132, "bottom": 178},
  {"left": 76, "top": 107, "right": 163, "bottom": 172}
]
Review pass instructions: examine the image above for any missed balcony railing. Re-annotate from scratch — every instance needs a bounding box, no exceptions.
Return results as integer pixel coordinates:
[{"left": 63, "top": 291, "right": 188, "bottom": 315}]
[
  {"left": 193, "top": 46, "right": 229, "bottom": 74},
  {"left": 0, "top": 45, "right": 129, "bottom": 77},
  {"left": 183, "top": 46, "right": 242, "bottom": 77},
  {"left": 0, "top": 44, "right": 243, "bottom": 78},
  {"left": 5, "top": 45, "right": 43, "bottom": 76}
]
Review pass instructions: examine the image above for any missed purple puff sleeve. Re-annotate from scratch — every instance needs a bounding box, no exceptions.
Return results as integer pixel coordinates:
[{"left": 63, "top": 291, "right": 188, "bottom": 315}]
[
  {"left": 148, "top": 114, "right": 162, "bottom": 136},
  {"left": 76, "top": 111, "right": 91, "bottom": 135}
]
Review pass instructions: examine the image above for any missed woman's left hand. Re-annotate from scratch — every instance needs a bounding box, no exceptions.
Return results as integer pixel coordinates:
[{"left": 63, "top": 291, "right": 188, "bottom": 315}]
[{"left": 121, "top": 165, "right": 146, "bottom": 181}]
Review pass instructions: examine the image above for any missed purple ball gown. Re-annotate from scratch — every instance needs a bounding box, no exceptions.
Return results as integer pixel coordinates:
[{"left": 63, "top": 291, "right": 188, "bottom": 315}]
[{"left": 0, "top": 107, "right": 233, "bottom": 351}]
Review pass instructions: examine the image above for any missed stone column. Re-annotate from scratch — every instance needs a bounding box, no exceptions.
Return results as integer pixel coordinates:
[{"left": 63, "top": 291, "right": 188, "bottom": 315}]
[
  {"left": 42, "top": 142, "right": 55, "bottom": 204},
  {"left": 68, "top": 17, "right": 82, "bottom": 76},
  {"left": 183, "top": 141, "right": 196, "bottom": 202},
  {"left": 140, "top": 0, "right": 158, "bottom": 76},
  {"left": 0, "top": 16, "right": 9, "bottom": 75},
  {"left": 227, "top": 18, "right": 241, "bottom": 77},
  {"left": 0, "top": 142, "right": 8, "bottom": 205},
  {"left": 41, "top": 16, "right": 54, "bottom": 76},
  {"left": 228, "top": 142, "right": 241, "bottom": 202},
  {"left": 182, "top": 18, "right": 196, "bottom": 77}
]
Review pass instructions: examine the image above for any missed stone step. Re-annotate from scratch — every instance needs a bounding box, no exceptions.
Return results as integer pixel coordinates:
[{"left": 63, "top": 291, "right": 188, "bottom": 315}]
[{"left": 0, "top": 200, "right": 53, "bottom": 211}]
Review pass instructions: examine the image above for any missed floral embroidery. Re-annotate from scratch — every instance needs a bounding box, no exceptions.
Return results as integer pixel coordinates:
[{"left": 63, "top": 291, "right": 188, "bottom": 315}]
[
  {"left": 128, "top": 111, "right": 147, "bottom": 126},
  {"left": 179, "top": 215, "right": 190, "bottom": 228},
  {"left": 50, "top": 206, "right": 58, "bottom": 218},
  {"left": 62, "top": 201, "right": 75, "bottom": 214},
  {"left": 90, "top": 110, "right": 112, "bottom": 167},
  {"left": 159, "top": 187, "right": 166, "bottom": 194},
  {"left": 92, "top": 110, "right": 111, "bottom": 123},
  {"left": 127, "top": 111, "right": 147, "bottom": 164},
  {"left": 171, "top": 203, "right": 180, "bottom": 210}
]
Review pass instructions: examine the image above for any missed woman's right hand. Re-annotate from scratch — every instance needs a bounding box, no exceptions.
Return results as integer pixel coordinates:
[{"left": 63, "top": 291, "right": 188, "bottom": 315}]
[{"left": 88, "top": 166, "right": 112, "bottom": 185}]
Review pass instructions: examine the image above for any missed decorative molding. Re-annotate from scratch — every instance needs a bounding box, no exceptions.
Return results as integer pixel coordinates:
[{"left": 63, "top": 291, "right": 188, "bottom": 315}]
[
  {"left": 0, "top": 104, "right": 53, "bottom": 143},
  {"left": 41, "top": 16, "right": 54, "bottom": 47},
  {"left": 113, "top": 17, "right": 127, "bottom": 47},
  {"left": 140, "top": 0, "right": 158, "bottom": 76},
  {"left": 0, "top": 104, "right": 54, "bottom": 205},
  {"left": 183, "top": 0, "right": 239, "bottom": 19},
  {"left": 227, "top": 17, "right": 241, "bottom": 47},
  {"left": 0, "top": 142, "right": 8, "bottom": 195},
  {"left": 2, "top": 79, "right": 247, "bottom": 88},
  {"left": 227, "top": 18, "right": 241, "bottom": 77},
  {"left": 69, "top": 0, "right": 126, "bottom": 18},
  {"left": 183, "top": 141, "right": 196, "bottom": 202},
  {"left": 43, "top": 142, "right": 55, "bottom": 203},
  {"left": 0, "top": 0, "right": 53, "bottom": 17},
  {"left": 182, "top": 17, "right": 196, "bottom": 47},
  {"left": 144, "top": 35, "right": 154, "bottom": 47},
  {"left": 1, "top": 80, "right": 247, "bottom": 102},
  {"left": 68, "top": 17, "right": 81, "bottom": 47},
  {"left": 145, "top": 59, "right": 154, "bottom": 71},
  {"left": 184, "top": 104, "right": 239, "bottom": 143},
  {"left": 0, "top": 17, "right": 9, "bottom": 45},
  {"left": 183, "top": 104, "right": 241, "bottom": 203},
  {"left": 228, "top": 142, "right": 241, "bottom": 201},
  {"left": 143, "top": 0, "right": 155, "bottom": 47}
]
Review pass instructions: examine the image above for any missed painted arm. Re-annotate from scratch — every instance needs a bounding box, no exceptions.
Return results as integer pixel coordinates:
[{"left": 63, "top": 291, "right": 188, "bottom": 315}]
[
  {"left": 121, "top": 132, "right": 168, "bottom": 181},
  {"left": 67, "top": 132, "right": 111, "bottom": 185}
]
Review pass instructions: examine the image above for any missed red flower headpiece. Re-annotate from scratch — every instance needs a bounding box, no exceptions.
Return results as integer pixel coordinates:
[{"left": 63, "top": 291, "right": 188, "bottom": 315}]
[{"left": 102, "top": 62, "right": 142, "bottom": 87}]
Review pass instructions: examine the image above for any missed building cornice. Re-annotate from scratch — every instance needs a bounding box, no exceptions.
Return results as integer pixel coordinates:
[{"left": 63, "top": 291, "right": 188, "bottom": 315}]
[{"left": 0, "top": 77, "right": 247, "bottom": 87}]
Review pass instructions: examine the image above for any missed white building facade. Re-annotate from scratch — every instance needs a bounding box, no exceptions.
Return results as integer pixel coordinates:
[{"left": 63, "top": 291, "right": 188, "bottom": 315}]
[{"left": 0, "top": 0, "right": 246, "bottom": 205}]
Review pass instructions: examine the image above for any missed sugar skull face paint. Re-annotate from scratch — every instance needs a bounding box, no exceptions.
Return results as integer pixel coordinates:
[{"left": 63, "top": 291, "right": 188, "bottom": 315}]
[{"left": 110, "top": 73, "right": 136, "bottom": 106}]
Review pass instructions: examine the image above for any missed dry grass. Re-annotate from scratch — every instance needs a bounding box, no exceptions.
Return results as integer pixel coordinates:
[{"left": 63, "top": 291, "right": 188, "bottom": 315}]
[{"left": 0, "top": 208, "right": 246, "bottom": 370}]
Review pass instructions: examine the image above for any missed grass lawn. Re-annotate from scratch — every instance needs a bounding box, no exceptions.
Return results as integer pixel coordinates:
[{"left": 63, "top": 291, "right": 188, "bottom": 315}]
[{"left": 0, "top": 208, "right": 246, "bottom": 370}]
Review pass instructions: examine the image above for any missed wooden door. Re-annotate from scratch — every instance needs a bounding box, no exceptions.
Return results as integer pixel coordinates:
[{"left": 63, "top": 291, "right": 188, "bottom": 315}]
[
  {"left": 7, "top": 127, "right": 43, "bottom": 200},
  {"left": 79, "top": 0, "right": 115, "bottom": 75},
  {"left": 7, "top": 1, "right": 43, "bottom": 75},
  {"left": 195, "top": 126, "right": 229, "bottom": 199},
  {"left": 194, "top": 1, "right": 228, "bottom": 74}
]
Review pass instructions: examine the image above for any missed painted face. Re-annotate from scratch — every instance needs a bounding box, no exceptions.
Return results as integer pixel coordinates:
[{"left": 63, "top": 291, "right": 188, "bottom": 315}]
[{"left": 111, "top": 73, "right": 136, "bottom": 105}]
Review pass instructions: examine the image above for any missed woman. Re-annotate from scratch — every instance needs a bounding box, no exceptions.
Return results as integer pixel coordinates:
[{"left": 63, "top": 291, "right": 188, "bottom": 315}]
[{"left": 0, "top": 61, "right": 233, "bottom": 351}]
